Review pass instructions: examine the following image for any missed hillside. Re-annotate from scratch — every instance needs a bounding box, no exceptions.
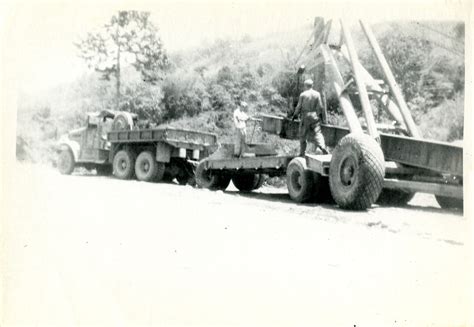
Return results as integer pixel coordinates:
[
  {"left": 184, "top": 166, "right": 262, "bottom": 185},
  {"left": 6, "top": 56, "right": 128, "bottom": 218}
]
[{"left": 16, "top": 20, "right": 464, "bottom": 164}]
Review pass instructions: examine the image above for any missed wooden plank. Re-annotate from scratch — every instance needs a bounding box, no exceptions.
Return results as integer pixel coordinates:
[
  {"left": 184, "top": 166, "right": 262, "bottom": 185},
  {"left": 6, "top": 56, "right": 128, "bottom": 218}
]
[{"left": 384, "top": 178, "right": 463, "bottom": 198}]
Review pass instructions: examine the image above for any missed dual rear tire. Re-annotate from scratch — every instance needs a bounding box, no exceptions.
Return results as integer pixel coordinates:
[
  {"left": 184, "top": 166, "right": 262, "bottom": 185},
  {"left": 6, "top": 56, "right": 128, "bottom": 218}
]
[
  {"left": 232, "top": 174, "right": 265, "bottom": 192},
  {"left": 195, "top": 160, "right": 231, "bottom": 190},
  {"left": 113, "top": 149, "right": 137, "bottom": 179},
  {"left": 135, "top": 151, "right": 165, "bottom": 182},
  {"left": 113, "top": 149, "right": 166, "bottom": 182},
  {"left": 196, "top": 160, "right": 266, "bottom": 192}
]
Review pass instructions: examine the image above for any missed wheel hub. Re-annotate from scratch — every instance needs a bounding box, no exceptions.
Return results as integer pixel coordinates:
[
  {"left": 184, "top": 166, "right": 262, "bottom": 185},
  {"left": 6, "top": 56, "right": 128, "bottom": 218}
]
[
  {"left": 291, "top": 171, "right": 302, "bottom": 191},
  {"left": 340, "top": 157, "right": 356, "bottom": 187}
]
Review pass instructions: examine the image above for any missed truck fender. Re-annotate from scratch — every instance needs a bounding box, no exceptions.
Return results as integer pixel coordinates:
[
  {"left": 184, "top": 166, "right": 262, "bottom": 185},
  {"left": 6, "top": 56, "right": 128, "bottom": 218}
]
[{"left": 58, "top": 140, "right": 80, "bottom": 162}]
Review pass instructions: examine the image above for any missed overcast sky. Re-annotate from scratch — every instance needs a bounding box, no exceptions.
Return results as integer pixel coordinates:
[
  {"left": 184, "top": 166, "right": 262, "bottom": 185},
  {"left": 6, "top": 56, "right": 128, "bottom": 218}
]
[{"left": 1, "top": 0, "right": 469, "bottom": 95}]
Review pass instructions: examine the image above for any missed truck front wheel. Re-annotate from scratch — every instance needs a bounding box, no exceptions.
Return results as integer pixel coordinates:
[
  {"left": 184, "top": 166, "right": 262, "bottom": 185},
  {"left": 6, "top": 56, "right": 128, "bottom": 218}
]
[
  {"left": 58, "top": 149, "right": 75, "bottom": 175},
  {"left": 113, "top": 149, "right": 136, "bottom": 180}
]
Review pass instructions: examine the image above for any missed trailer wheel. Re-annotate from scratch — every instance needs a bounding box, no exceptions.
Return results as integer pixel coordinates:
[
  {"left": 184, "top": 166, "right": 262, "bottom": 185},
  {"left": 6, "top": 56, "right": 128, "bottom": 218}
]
[
  {"left": 135, "top": 151, "right": 165, "bottom": 182},
  {"left": 286, "top": 157, "right": 315, "bottom": 203},
  {"left": 196, "top": 160, "right": 230, "bottom": 190},
  {"left": 113, "top": 149, "right": 136, "bottom": 180},
  {"left": 58, "top": 149, "right": 75, "bottom": 175},
  {"left": 377, "top": 189, "right": 415, "bottom": 206},
  {"left": 329, "top": 133, "right": 385, "bottom": 210},
  {"left": 232, "top": 174, "right": 262, "bottom": 192},
  {"left": 435, "top": 195, "right": 463, "bottom": 210}
]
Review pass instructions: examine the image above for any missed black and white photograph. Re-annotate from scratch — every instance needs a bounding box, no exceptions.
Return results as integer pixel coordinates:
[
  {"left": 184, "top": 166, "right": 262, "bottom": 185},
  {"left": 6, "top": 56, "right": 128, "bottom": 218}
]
[{"left": 1, "top": 0, "right": 472, "bottom": 326}]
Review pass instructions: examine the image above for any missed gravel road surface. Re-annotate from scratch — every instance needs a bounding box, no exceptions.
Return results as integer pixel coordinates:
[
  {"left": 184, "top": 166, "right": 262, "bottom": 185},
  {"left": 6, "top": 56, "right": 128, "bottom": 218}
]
[{"left": 2, "top": 163, "right": 471, "bottom": 326}]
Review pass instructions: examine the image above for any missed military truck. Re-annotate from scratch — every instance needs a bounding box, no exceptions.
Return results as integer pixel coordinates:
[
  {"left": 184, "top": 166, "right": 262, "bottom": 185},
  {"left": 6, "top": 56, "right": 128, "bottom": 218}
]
[{"left": 57, "top": 110, "right": 218, "bottom": 185}]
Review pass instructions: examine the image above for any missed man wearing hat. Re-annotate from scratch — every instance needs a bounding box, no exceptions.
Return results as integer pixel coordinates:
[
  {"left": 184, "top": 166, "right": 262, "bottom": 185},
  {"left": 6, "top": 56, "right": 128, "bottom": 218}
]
[
  {"left": 233, "top": 101, "right": 250, "bottom": 157},
  {"left": 292, "top": 79, "right": 329, "bottom": 156}
]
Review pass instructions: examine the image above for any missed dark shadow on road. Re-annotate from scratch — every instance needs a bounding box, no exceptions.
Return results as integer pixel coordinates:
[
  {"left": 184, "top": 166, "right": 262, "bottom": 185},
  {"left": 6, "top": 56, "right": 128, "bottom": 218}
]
[
  {"left": 224, "top": 190, "right": 340, "bottom": 210},
  {"left": 226, "top": 189, "right": 464, "bottom": 216},
  {"left": 67, "top": 172, "right": 464, "bottom": 217}
]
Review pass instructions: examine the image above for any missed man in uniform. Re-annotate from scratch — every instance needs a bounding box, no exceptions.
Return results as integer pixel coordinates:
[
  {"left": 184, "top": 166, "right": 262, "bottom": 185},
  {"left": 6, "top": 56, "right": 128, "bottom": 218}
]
[
  {"left": 233, "top": 101, "right": 250, "bottom": 157},
  {"left": 292, "top": 79, "right": 329, "bottom": 156}
]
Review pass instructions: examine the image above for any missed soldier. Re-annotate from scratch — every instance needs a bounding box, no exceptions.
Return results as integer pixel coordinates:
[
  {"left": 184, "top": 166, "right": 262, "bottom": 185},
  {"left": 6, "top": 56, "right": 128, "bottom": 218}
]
[
  {"left": 233, "top": 101, "right": 250, "bottom": 157},
  {"left": 292, "top": 79, "right": 329, "bottom": 156}
]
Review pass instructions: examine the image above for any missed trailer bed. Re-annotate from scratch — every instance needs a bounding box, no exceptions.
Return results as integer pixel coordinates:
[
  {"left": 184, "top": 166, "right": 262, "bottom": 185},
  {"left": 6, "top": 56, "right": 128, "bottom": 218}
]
[
  {"left": 261, "top": 114, "right": 463, "bottom": 176},
  {"left": 206, "top": 155, "right": 294, "bottom": 175},
  {"left": 107, "top": 127, "right": 218, "bottom": 150}
]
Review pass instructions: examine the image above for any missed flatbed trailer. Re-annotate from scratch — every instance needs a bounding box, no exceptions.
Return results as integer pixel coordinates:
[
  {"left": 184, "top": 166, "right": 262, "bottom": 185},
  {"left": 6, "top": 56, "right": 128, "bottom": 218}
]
[
  {"left": 196, "top": 18, "right": 463, "bottom": 210},
  {"left": 195, "top": 143, "right": 295, "bottom": 192}
]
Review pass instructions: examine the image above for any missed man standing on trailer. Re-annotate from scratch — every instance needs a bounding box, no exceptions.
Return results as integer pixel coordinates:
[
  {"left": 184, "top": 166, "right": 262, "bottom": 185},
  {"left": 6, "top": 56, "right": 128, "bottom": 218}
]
[
  {"left": 233, "top": 101, "right": 250, "bottom": 157},
  {"left": 292, "top": 79, "right": 329, "bottom": 156}
]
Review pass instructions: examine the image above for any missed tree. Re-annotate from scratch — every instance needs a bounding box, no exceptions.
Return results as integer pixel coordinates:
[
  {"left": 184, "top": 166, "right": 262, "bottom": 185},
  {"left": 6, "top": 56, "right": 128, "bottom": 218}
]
[{"left": 75, "top": 11, "right": 168, "bottom": 110}]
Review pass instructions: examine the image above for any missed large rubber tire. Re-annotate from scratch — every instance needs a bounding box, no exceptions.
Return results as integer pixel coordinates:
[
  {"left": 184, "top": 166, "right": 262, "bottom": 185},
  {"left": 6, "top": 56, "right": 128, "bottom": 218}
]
[
  {"left": 232, "top": 174, "right": 263, "bottom": 192},
  {"left": 112, "top": 112, "right": 134, "bottom": 131},
  {"left": 196, "top": 160, "right": 230, "bottom": 191},
  {"left": 135, "top": 151, "right": 165, "bottom": 182},
  {"left": 377, "top": 189, "right": 415, "bottom": 206},
  {"left": 113, "top": 149, "right": 136, "bottom": 180},
  {"left": 435, "top": 195, "right": 463, "bottom": 210},
  {"left": 58, "top": 149, "right": 75, "bottom": 175},
  {"left": 286, "top": 157, "right": 316, "bottom": 203},
  {"left": 329, "top": 133, "right": 385, "bottom": 210}
]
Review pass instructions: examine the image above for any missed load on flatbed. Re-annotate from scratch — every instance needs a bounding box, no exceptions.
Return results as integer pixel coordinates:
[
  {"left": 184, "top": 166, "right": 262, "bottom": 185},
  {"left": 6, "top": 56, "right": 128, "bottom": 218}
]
[
  {"left": 57, "top": 110, "right": 217, "bottom": 185},
  {"left": 195, "top": 17, "right": 463, "bottom": 210}
]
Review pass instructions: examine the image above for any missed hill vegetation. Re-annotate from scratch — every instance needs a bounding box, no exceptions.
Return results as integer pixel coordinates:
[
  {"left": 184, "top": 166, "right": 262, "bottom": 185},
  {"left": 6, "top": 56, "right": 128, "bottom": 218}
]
[{"left": 16, "top": 20, "right": 464, "bottom": 165}]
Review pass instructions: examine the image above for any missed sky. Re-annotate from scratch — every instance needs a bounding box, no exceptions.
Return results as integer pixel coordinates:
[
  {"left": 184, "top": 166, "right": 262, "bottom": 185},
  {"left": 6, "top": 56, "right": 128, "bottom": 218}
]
[{"left": 0, "top": 0, "right": 470, "bottom": 95}]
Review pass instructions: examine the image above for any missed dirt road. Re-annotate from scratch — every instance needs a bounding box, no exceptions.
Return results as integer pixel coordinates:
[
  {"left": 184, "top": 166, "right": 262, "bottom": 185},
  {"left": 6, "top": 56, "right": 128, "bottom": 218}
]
[{"left": 2, "top": 163, "right": 471, "bottom": 326}]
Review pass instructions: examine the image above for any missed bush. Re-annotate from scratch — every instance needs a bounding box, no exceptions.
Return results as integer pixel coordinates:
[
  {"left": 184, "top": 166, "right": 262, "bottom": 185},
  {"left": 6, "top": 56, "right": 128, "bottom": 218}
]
[{"left": 417, "top": 93, "right": 464, "bottom": 142}]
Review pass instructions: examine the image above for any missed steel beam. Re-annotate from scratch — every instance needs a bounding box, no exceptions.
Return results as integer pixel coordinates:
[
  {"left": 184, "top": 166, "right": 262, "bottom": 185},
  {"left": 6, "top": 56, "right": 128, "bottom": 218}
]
[
  {"left": 380, "top": 134, "right": 463, "bottom": 176},
  {"left": 320, "top": 125, "right": 462, "bottom": 176},
  {"left": 340, "top": 20, "right": 379, "bottom": 140},
  {"left": 360, "top": 20, "right": 421, "bottom": 138},
  {"left": 319, "top": 45, "right": 363, "bottom": 134},
  {"left": 384, "top": 179, "right": 463, "bottom": 198}
]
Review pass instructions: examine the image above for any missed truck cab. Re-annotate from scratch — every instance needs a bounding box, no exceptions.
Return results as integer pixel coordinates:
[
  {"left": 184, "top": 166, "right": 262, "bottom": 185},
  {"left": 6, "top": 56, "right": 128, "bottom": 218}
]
[{"left": 57, "top": 110, "right": 118, "bottom": 174}]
